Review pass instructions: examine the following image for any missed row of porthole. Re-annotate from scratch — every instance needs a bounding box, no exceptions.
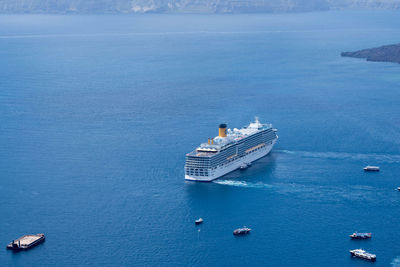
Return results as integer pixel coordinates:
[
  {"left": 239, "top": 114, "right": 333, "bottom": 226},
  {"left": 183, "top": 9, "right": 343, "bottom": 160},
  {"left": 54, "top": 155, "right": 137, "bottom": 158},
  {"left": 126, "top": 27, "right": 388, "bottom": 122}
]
[{"left": 187, "top": 172, "right": 209, "bottom": 176}]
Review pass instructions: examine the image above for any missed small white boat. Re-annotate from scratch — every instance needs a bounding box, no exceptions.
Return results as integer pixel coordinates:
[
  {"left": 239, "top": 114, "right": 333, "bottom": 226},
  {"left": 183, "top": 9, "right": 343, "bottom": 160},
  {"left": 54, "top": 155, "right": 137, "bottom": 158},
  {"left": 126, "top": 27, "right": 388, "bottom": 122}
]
[
  {"left": 363, "top": 166, "right": 380, "bottom": 172},
  {"left": 233, "top": 227, "right": 251, "bottom": 235},
  {"left": 397, "top": 187, "right": 400, "bottom": 191},
  {"left": 240, "top": 164, "right": 248, "bottom": 170},
  {"left": 195, "top": 218, "right": 203, "bottom": 225},
  {"left": 350, "top": 248, "right": 376, "bottom": 261}
]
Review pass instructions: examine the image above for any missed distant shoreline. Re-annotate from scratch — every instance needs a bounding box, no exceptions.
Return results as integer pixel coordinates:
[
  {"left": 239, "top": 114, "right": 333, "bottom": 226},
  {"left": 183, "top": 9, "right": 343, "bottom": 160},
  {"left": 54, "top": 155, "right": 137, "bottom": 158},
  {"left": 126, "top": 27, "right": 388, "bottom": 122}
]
[
  {"left": 341, "top": 44, "right": 400, "bottom": 64},
  {"left": 0, "top": 0, "right": 400, "bottom": 15}
]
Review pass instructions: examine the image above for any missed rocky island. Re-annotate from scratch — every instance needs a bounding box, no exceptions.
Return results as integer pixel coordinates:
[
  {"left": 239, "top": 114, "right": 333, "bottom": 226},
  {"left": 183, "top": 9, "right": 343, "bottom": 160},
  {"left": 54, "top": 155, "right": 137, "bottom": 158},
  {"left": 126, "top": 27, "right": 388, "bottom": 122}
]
[{"left": 341, "top": 44, "right": 400, "bottom": 64}]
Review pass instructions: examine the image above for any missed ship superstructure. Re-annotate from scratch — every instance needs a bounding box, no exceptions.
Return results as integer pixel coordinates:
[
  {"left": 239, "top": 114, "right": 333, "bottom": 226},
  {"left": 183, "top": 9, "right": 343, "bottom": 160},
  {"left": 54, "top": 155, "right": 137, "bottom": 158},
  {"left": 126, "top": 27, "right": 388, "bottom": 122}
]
[{"left": 185, "top": 118, "right": 278, "bottom": 181}]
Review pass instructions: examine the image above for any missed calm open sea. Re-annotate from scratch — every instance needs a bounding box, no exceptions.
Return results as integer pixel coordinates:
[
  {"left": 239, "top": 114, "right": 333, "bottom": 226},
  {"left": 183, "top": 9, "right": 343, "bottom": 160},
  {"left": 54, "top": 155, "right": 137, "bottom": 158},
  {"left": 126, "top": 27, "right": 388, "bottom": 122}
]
[{"left": 1, "top": 11, "right": 400, "bottom": 266}]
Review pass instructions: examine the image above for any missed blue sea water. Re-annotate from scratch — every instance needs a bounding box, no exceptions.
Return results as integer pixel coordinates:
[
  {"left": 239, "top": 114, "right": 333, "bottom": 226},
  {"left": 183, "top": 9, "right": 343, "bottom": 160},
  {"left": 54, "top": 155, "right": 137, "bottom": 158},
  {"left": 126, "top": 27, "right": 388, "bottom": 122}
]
[{"left": 1, "top": 11, "right": 400, "bottom": 266}]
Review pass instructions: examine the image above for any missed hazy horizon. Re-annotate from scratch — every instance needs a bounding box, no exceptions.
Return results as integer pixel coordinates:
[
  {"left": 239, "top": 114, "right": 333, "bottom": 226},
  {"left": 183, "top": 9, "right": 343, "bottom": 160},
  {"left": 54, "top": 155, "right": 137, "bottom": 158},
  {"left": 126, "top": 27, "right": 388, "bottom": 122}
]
[{"left": 0, "top": 0, "right": 399, "bottom": 14}]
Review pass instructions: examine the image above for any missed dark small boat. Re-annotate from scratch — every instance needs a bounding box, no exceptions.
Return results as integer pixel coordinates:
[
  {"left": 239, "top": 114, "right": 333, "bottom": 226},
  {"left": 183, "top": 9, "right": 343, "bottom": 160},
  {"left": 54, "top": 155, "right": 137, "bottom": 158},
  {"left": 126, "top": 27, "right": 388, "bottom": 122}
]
[
  {"left": 233, "top": 227, "right": 251, "bottom": 235},
  {"left": 364, "top": 166, "right": 380, "bottom": 172},
  {"left": 6, "top": 233, "right": 45, "bottom": 251},
  {"left": 195, "top": 218, "right": 203, "bottom": 225},
  {"left": 350, "top": 232, "right": 371, "bottom": 239}
]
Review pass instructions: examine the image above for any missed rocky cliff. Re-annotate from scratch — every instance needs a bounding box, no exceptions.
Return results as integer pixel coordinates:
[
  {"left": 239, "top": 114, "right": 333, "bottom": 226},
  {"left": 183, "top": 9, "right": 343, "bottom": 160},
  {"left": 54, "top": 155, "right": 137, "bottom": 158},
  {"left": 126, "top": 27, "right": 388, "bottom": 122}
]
[{"left": 342, "top": 44, "right": 400, "bottom": 64}]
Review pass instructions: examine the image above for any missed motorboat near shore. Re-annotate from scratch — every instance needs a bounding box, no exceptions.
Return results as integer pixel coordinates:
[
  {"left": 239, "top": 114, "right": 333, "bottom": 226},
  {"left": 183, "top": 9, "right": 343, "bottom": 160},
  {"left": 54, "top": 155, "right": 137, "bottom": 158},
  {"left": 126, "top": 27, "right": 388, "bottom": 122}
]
[
  {"left": 195, "top": 218, "right": 203, "bottom": 225},
  {"left": 350, "top": 249, "right": 376, "bottom": 261},
  {"left": 350, "top": 232, "right": 372, "bottom": 239},
  {"left": 364, "top": 166, "right": 380, "bottom": 172},
  {"left": 7, "top": 233, "right": 45, "bottom": 251},
  {"left": 233, "top": 227, "right": 251, "bottom": 235}
]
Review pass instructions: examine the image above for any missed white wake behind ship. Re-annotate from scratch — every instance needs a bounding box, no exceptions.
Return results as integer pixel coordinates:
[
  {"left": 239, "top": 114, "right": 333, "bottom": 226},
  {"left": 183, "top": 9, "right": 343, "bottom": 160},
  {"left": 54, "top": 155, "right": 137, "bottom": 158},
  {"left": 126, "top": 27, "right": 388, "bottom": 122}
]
[{"left": 185, "top": 118, "right": 278, "bottom": 182}]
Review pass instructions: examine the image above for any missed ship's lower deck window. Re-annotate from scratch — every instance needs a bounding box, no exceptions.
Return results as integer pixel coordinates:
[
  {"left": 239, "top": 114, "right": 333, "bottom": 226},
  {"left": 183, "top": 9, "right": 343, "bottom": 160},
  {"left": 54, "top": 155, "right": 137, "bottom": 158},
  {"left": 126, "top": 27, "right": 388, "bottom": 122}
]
[{"left": 185, "top": 167, "right": 210, "bottom": 176}]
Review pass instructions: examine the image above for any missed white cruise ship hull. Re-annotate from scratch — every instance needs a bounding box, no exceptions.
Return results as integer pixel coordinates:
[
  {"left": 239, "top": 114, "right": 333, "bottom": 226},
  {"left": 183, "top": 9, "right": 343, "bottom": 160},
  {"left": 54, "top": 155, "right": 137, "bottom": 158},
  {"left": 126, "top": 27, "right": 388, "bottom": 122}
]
[{"left": 185, "top": 140, "right": 276, "bottom": 182}]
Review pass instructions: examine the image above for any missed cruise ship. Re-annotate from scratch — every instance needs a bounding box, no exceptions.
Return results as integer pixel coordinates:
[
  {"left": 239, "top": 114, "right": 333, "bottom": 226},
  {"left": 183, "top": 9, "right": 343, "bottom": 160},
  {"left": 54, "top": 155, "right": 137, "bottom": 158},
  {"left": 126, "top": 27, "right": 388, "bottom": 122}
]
[{"left": 185, "top": 118, "right": 278, "bottom": 182}]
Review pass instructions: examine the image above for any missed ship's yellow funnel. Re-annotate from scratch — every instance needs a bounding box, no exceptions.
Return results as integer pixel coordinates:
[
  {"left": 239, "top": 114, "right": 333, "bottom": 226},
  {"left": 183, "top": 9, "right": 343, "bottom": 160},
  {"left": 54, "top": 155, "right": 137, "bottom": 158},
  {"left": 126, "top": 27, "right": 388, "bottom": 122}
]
[{"left": 219, "top": 124, "right": 227, "bottom": 137}]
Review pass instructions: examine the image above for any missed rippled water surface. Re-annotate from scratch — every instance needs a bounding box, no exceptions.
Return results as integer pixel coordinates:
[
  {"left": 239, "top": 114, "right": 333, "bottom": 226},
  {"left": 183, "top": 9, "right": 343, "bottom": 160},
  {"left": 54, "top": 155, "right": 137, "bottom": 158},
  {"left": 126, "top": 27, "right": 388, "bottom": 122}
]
[{"left": 1, "top": 12, "right": 400, "bottom": 266}]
